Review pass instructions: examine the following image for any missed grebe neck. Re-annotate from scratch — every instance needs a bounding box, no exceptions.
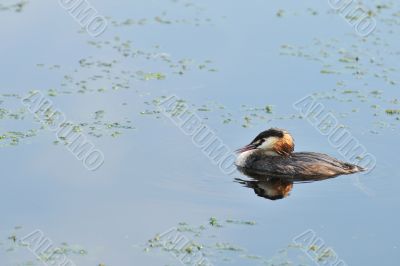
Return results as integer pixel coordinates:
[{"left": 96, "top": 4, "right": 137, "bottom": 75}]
[{"left": 235, "top": 149, "right": 280, "bottom": 167}]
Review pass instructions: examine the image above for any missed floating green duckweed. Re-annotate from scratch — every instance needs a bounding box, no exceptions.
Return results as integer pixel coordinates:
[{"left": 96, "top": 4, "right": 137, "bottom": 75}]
[
  {"left": 143, "top": 217, "right": 342, "bottom": 265},
  {"left": 385, "top": 109, "right": 400, "bottom": 115},
  {"left": 0, "top": 0, "right": 28, "bottom": 13}
]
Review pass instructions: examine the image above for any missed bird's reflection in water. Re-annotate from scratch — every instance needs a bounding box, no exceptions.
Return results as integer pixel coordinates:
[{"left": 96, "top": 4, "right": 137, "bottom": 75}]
[
  {"left": 235, "top": 177, "right": 293, "bottom": 200},
  {"left": 235, "top": 167, "right": 336, "bottom": 201}
]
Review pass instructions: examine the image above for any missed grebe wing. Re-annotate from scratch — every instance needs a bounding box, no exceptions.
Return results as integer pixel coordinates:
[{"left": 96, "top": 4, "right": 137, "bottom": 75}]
[
  {"left": 290, "top": 152, "right": 364, "bottom": 176},
  {"left": 244, "top": 152, "right": 364, "bottom": 177}
]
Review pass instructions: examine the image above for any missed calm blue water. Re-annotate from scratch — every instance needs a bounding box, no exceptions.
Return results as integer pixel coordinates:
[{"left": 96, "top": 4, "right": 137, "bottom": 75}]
[{"left": 0, "top": 0, "right": 399, "bottom": 265}]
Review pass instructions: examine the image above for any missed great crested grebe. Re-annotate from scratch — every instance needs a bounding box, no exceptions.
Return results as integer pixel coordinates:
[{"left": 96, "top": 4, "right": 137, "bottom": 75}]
[{"left": 235, "top": 128, "right": 365, "bottom": 177}]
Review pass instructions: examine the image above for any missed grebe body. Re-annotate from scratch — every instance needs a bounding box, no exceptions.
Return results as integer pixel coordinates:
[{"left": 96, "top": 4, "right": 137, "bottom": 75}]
[{"left": 235, "top": 128, "right": 364, "bottom": 177}]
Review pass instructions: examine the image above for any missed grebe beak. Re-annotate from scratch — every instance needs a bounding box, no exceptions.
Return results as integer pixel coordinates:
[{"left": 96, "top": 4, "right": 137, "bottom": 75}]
[{"left": 236, "top": 143, "right": 258, "bottom": 153}]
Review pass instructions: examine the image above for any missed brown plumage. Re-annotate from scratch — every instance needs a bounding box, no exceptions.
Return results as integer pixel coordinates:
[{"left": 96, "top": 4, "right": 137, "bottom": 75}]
[{"left": 273, "top": 132, "right": 294, "bottom": 156}]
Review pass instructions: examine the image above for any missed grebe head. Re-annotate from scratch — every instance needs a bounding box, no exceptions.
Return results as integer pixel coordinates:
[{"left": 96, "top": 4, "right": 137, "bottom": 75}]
[{"left": 236, "top": 128, "right": 294, "bottom": 156}]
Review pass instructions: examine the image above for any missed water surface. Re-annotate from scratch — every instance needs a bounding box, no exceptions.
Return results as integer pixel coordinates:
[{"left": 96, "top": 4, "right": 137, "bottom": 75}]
[{"left": 0, "top": 0, "right": 399, "bottom": 265}]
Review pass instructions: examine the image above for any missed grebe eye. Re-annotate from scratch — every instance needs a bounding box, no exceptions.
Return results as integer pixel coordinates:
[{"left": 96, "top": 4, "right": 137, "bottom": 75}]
[{"left": 257, "top": 139, "right": 265, "bottom": 145}]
